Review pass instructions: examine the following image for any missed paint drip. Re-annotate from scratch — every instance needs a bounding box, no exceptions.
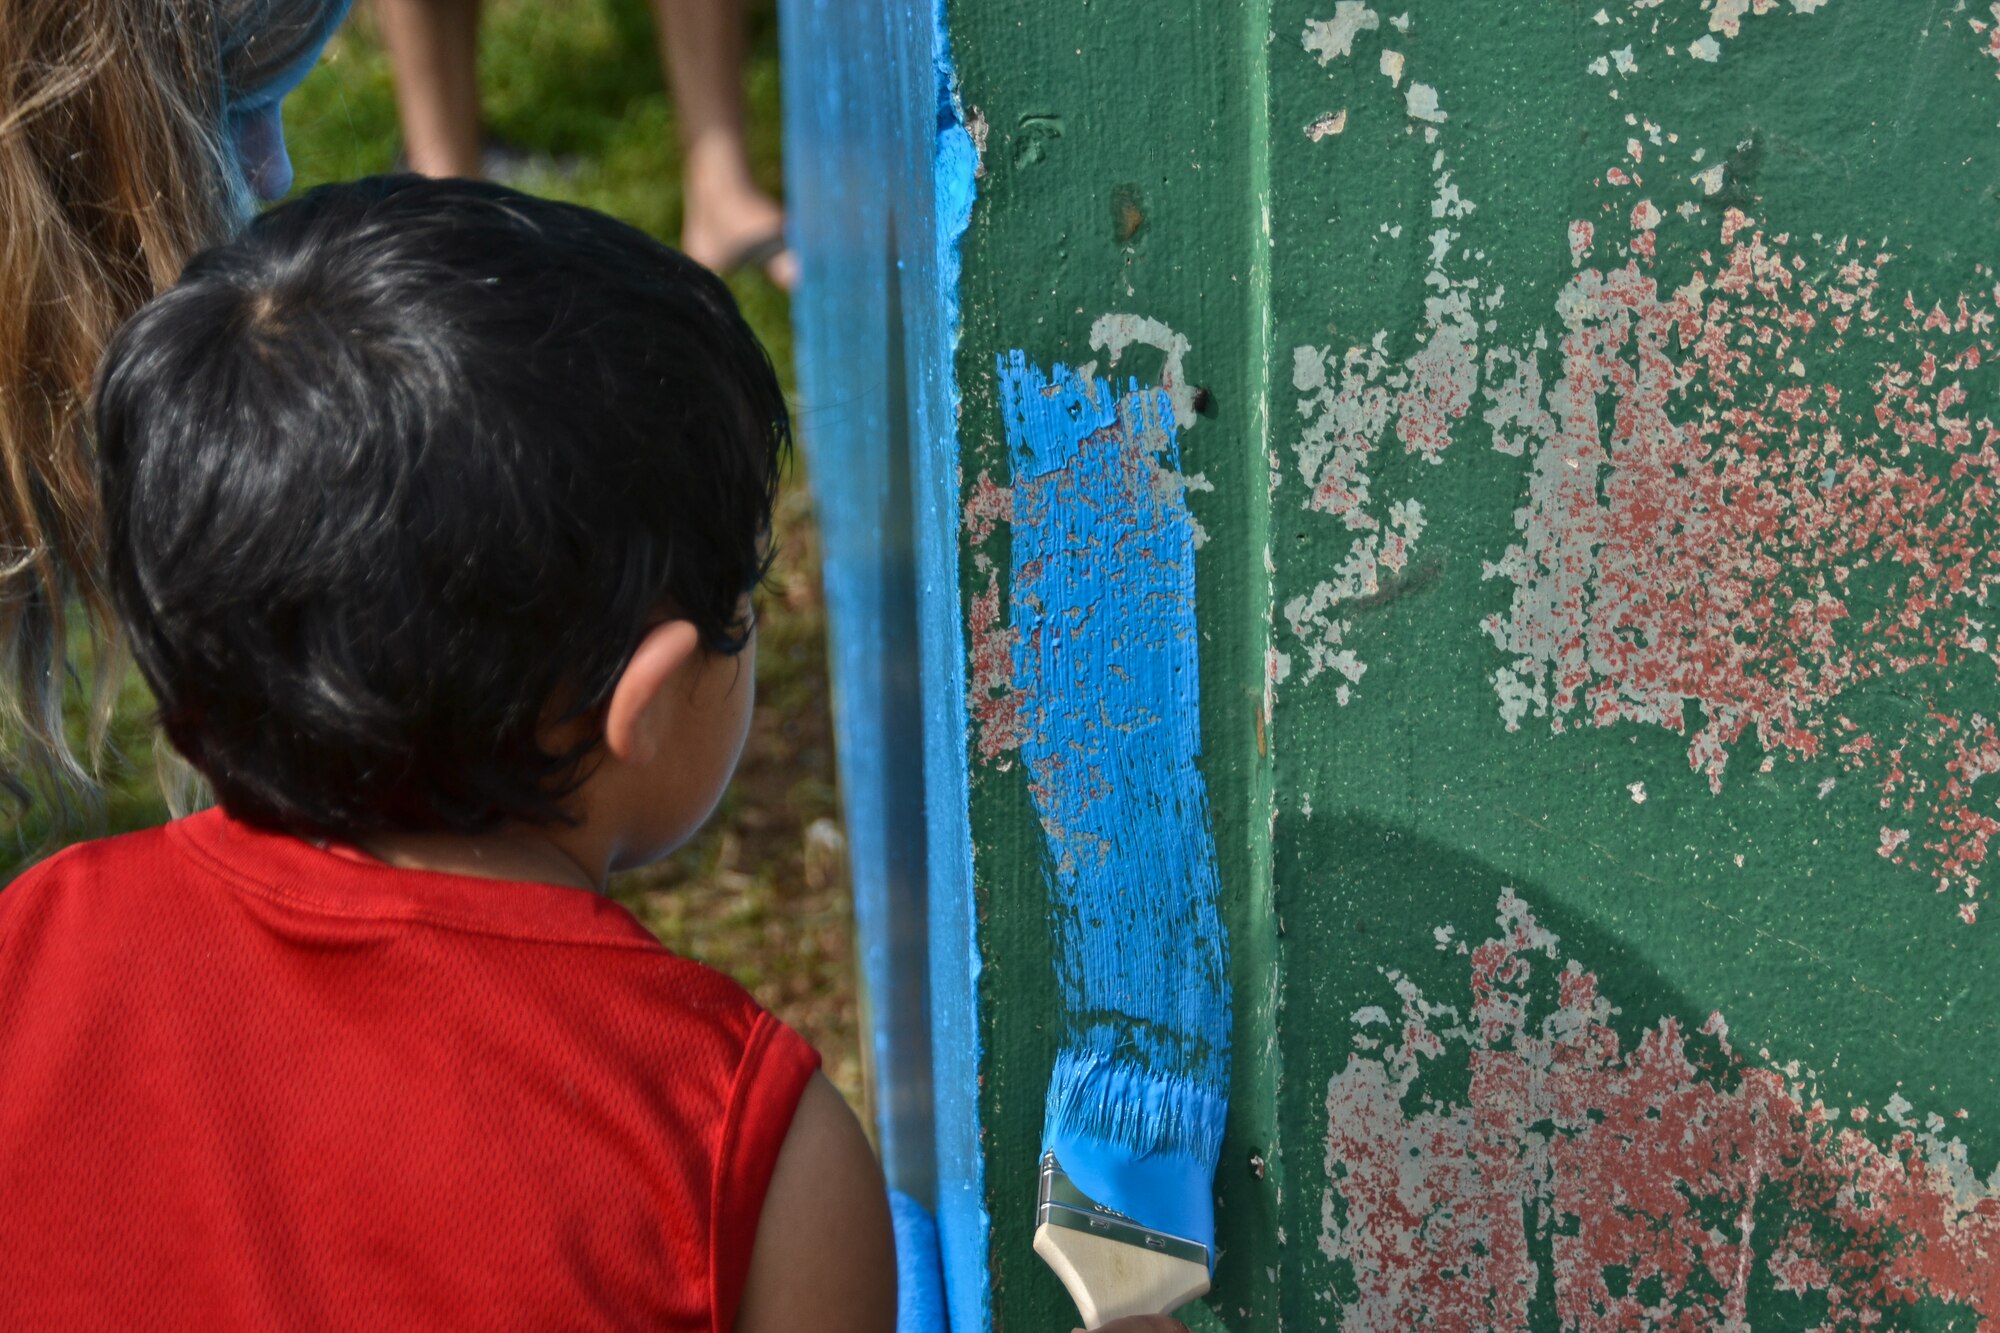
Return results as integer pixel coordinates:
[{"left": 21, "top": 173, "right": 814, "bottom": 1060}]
[{"left": 996, "top": 353, "right": 1231, "bottom": 1260}]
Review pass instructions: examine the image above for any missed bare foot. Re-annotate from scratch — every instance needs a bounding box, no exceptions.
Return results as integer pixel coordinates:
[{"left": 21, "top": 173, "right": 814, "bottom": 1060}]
[
  {"left": 680, "top": 141, "right": 796, "bottom": 289},
  {"left": 681, "top": 186, "right": 796, "bottom": 290}
]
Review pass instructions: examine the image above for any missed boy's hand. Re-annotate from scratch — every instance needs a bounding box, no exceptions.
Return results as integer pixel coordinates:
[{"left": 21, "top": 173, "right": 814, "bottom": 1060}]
[{"left": 1076, "top": 1320, "right": 1191, "bottom": 1333}]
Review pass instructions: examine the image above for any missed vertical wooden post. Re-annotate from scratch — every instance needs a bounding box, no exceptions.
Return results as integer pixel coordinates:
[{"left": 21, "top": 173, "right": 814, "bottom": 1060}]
[{"left": 788, "top": 2, "right": 2000, "bottom": 1327}]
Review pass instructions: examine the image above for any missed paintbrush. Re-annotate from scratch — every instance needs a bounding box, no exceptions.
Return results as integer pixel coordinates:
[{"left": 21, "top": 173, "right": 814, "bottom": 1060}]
[{"left": 998, "top": 352, "right": 1230, "bottom": 1326}]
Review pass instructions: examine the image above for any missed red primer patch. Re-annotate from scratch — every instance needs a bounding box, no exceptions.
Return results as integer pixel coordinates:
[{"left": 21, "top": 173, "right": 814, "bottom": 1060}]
[
  {"left": 1484, "top": 206, "right": 2000, "bottom": 919},
  {"left": 1977, "top": 4, "right": 2000, "bottom": 77},
  {"left": 968, "top": 570, "right": 1022, "bottom": 763},
  {"left": 1570, "top": 220, "right": 1595, "bottom": 268},
  {"left": 1321, "top": 891, "right": 2000, "bottom": 1327},
  {"left": 962, "top": 469, "right": 1013, "bottom": 546}
]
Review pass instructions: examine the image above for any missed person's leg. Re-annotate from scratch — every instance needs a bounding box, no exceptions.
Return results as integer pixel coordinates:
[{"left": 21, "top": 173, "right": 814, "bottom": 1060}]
[
  {"left": 375, "top": 0, "right": 484, "bottom": 178},
  {"left": 654, "top": 0, "right": 796, "bottom": 288}
]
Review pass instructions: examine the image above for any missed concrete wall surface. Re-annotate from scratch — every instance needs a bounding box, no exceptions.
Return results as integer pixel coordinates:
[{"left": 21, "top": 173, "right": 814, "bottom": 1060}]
[{"left": 789, "top": 2, "right": 2000, "bottom": 1328}]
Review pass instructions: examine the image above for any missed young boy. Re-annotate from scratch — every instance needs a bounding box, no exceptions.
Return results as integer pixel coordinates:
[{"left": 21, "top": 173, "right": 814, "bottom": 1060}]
[{"left": 0, "top": 176, "right": 893, "bottom": 1332}]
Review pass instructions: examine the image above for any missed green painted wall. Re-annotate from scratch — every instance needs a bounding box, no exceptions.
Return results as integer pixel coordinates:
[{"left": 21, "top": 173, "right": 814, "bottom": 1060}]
[{"left": 947, "top": 1, "right": 1999, "bottom": 1327}]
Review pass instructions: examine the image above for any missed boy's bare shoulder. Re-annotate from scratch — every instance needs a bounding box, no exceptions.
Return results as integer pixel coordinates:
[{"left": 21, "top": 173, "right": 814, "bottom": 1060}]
[{"left": 735, "top": 1073, "right": 895, "bottom": 1333}]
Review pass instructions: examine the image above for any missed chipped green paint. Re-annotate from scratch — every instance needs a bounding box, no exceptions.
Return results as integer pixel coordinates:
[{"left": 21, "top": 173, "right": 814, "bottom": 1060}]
[{"left": 799, "top": 0, "right": 2000, "bottom": 1326}]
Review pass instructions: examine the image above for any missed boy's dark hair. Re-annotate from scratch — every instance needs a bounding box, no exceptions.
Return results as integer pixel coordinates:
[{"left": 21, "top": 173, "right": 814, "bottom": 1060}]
[{"left": 95, "top": 175, "right": 788, "bottom": 839}]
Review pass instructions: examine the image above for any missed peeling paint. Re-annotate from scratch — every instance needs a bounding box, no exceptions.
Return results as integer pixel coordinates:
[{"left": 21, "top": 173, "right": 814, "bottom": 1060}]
[
  {"left": 1710, "top": 0, "right": 1762, "bottom": 38},
  {"left": 961, "top": 467, "right": 1013, "bottom": 545},
  {"left": 1306, "top": 109, "right": 1350, "bottom": 141},
  {"left": 1977, "top": 4, "right": 2000, "bottom": 78},
  {"left": 1320, "top": 890, "right": 2000, "bottom": 1329},
  {"left": 1569, "top": 220, "right": 1596, "bottom": 268},
  {"left": 1699, "top": 0, "right": 1833, "bottom": 43},
  {"left": 1284, "top": 59, "right": 1484, "bottom": 702},
  {"left": 1303, "top": 1, "right": 1380, "bottom": 65},
  {"left": 1480, "top": 205, "right": 2000, "bottom": 919},
  {"left": 1088, "top": 313, "right": 1198, "bottom": 430},
  {"left": 967, "top": 566, "right": 1021, "bottom": 765},
  {"left": 965, "top": 106, "right": 989, "bottom": 177},
  {"left": 1405, "top": 82, "right": 1446, "bottom": 124},
  {"left": 1283, "top": 5, "right": 1993, "bottom": 918}
]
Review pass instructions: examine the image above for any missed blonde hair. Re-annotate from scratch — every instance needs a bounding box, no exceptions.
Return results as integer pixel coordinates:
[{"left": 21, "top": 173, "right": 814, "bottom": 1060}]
[{"left": 0, "top": 0, "right": 340, "bottom": 824}]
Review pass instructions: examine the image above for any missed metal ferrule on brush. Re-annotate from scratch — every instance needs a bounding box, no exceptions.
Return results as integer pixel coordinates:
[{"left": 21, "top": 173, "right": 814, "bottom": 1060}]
[{"left": 1036, "top": 1152, "right": 1210, "bottom": 1270}]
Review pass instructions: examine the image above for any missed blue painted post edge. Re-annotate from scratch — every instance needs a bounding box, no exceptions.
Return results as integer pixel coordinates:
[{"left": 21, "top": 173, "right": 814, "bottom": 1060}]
[
  {"left": 778, "top": 0, "right": 938, "bottom": 1207},
  {"left": 780, "top": 0, "right": 984, "bottom": 1320},
  {"left": 917, "top": 6, "right": 987, "bottom": 1332},
  {"left": 891, "top": 1191, "right": 947, "bottom": 1333}
]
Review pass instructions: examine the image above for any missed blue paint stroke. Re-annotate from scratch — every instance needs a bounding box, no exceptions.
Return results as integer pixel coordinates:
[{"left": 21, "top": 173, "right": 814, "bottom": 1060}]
[{"left": 998, "top": 353, "right": 1230, "bottom": 1262}]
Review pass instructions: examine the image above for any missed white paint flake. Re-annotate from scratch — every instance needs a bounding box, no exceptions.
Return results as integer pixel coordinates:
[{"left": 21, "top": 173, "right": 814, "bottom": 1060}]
[
  {"left": 1089, "top": 313, "right": 1197, "bottom": 429},
  {"left": 1306, "top": 109, "right": 1350, "bottom": 141},
  {"left": 1432, "top": 173, "right": 1472, "bottom": 219},
  {"left": 1303, "top": 2, "right": 1381, "bottom": 64},
  {"left": 1629, "top": 781, "right": 1648, "bottom": 804},
  {"left": 1588, "top": 55, "right": 1611, "bottom": 76},
  {"left": 1285, "top": 45, "right": 1491, "bottom": 706},
  {"left": 1693, "top": 163, "right": 1726, "bottom": 194},
  {"left": 1390, "top": 11, "right": 1411, "bottom": 31},
  {"left": 1711, "top": 0, "right": 1754, "bottom": 37},
  {"left": 966, "top": 107, "right": 989, "bottom": 176},
  {"left": 1690, "top": 34, "right": 1722, "bottom": 60},
  {"left": 1406, "top": 82, "right": 1447, "bottom": 122},
  {"left": 1611, "top": 45, "right": 1638, "bottom": 73},
  {"left": 1379, "top": 49, "right": 1406, "bottom": 85},
  {"left": 1566, "top": 219, "right": 1596, "bottom": 263}
]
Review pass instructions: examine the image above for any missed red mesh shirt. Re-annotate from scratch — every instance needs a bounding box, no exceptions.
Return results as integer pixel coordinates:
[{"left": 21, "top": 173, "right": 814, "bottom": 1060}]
[{"left": 0, "top": 809, "right": 818, "bottom": 1332}]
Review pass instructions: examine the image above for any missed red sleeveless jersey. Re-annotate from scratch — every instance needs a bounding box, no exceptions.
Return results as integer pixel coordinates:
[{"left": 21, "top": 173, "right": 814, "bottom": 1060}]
[{"left": 0, "top": 809, "right": 818, "bottom": 1331}]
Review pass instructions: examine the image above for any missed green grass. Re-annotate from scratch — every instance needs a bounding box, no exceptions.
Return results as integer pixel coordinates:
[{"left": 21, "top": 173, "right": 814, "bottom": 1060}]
[
  {"left": 285, "top": 0, "right": 793, "bottom": 372},
  {"left": 5, "top": 0, "right": 860, "bottom": 1102}
]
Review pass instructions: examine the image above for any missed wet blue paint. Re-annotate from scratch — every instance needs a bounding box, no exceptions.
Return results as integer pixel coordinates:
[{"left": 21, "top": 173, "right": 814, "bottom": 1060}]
[
  {"left": 891, "top": 1190, "right": 947, "bottom": 1333},
  {"left": 781, "top": 0, "right": 985, "bottom": 1322},
  {"left": 921, "top": 18, "right": 988, "bottom": 1333},
  {"left": 779, "top": 0, "right": 937, "bottom": 1211},
  {"left": 997, "top": 355, "right": 1231, "bottom": 1261}
]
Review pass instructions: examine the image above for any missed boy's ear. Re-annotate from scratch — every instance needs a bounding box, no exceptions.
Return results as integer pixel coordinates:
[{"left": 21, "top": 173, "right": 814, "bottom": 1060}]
[{"left": 603, "top": 620, "right": 704, "bottom": 765}]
